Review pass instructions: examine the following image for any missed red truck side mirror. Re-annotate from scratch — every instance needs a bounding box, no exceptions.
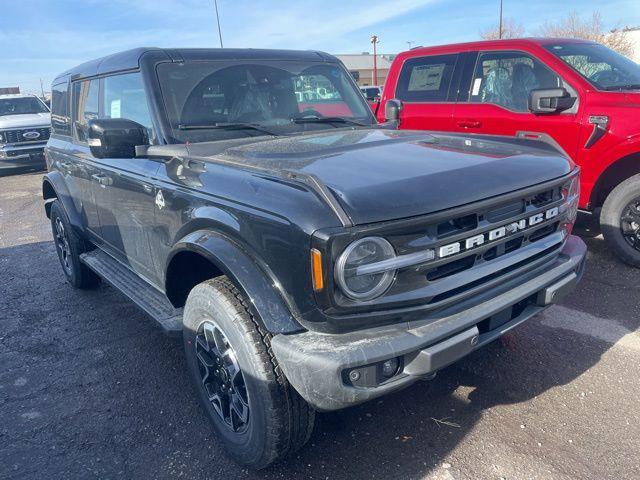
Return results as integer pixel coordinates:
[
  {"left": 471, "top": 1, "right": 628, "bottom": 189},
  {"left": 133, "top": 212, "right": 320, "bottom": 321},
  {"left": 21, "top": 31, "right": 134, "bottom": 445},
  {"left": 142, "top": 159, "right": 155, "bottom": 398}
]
[{"left": 528, "top": 88, "right": 576, "bottom": 114}]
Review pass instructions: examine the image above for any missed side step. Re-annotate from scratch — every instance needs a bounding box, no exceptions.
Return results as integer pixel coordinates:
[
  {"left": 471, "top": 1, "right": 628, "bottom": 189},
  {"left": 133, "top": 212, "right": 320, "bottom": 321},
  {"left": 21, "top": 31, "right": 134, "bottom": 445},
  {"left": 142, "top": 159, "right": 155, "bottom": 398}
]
[{"left": 80, "top": 249, "right": 183, "bottom": 336}]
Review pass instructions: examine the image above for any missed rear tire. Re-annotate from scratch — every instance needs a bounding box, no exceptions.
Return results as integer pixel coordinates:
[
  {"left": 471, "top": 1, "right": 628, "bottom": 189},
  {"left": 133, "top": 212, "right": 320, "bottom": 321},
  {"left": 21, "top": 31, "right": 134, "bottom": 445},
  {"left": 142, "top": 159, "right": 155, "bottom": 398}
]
[
  {"left": 600, "top": 174, "right": 640, "bottom": 267},
  {"left": 182, "top": 277, "right": 314, "bottom": 469},
  {"left": 49, "top": 200, "right": 100, "bottom": 288}
]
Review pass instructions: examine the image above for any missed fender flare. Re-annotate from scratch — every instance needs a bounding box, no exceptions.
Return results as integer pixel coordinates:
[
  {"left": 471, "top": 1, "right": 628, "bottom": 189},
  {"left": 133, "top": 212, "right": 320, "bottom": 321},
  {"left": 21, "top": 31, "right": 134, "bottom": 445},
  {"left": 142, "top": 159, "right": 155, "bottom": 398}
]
[
  {"left": 587, "top": 137, "right": 640, "bottom": 207},
  {"left": 42, "top": 171, "right": 83, "bottom": 229},
  {"left": 167, "top": 229, "right": 304, "bottom": 334}
]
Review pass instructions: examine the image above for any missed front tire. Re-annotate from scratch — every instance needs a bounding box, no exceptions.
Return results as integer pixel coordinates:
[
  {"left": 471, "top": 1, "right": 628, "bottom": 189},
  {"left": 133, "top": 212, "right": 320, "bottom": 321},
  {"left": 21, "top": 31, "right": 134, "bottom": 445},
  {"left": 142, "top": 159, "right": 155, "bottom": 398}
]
[
  {"left": 49, "top": 200, "right": 100, "bottom": 288},
  {"left": 600, "top": 174, "right": 640, "bottom": 267},
  {"left": 182, "top": 277, "right": 314, "bottom": 469}
]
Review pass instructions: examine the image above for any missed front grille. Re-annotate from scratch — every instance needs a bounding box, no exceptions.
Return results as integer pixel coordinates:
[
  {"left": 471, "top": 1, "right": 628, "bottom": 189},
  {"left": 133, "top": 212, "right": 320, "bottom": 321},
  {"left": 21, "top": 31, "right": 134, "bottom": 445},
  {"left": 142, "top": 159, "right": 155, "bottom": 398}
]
[
  {"left": 422, "top": 222, "right": 558, "bottom": 288},
  {"left": 3, "top": 127, "right": 51, "bottom": 144},
  {"left": 428, "top": 241, "right": 563, "bottom": 304},
  {"left": 324, "top": 173, "right": 577, "bottom": 320},
  {"left": 429, "top": 187, "right": 557, "bottom": 242}
]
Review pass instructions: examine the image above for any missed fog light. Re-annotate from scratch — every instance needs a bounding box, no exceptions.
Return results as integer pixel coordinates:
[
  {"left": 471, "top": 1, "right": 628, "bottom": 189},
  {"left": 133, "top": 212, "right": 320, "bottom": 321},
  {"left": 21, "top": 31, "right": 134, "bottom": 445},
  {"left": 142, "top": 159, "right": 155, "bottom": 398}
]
[{"left": 381, "top": 358, "right": 399, "bottom": 378}]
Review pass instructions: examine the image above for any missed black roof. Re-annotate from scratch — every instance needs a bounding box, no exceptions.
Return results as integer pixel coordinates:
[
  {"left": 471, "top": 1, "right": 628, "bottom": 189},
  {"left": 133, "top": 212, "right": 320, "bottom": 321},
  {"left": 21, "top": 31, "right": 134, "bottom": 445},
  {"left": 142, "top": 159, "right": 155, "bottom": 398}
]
[{"left": 54, "top": 47, "right": 339, "bottom": 82}]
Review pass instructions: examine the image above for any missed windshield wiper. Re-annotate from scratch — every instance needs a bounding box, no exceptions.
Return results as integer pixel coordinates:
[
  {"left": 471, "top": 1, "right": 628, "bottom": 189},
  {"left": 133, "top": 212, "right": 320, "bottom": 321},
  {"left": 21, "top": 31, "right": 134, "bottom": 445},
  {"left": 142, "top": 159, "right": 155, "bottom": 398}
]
[
  {"left": 177, "top": 122, "right": 278, "bottom": 136},
  {"left": 602, "top": 84, "right": 640, "bottom": 91},
  {"left": 290, "top": 116, "right": 369, "bottom": 127}
]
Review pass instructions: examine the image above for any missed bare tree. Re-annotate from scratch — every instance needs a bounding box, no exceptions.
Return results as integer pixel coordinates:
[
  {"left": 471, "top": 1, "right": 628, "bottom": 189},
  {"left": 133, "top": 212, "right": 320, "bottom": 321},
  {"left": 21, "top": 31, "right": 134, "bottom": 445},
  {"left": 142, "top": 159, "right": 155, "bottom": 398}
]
[
  {"left": 537, "top": 11, "right": 634, "bottom": 57},
  {"left": 480, "top": 18, "right": 525, "bottom": 40}
]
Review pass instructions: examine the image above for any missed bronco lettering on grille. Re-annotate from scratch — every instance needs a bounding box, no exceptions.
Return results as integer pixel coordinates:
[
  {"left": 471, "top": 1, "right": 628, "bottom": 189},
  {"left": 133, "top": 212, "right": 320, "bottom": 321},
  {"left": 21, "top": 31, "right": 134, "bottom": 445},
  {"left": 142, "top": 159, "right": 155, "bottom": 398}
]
[{"left": 437, "top": 207, "right": 559, "bottom": 258}]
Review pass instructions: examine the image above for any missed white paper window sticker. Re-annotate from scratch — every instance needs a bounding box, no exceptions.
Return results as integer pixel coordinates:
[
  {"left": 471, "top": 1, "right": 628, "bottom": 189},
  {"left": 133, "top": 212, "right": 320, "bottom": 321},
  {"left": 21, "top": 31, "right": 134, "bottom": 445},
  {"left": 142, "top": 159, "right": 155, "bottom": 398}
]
[
  {"left": 471, "top": 78, "right": 482, "bottom": 96},
  {"left": 408, "top": 64, "right": 446, "bottom": 92},
  {"left": 110, "top": 99, "right": 121, "bottom": 118}
]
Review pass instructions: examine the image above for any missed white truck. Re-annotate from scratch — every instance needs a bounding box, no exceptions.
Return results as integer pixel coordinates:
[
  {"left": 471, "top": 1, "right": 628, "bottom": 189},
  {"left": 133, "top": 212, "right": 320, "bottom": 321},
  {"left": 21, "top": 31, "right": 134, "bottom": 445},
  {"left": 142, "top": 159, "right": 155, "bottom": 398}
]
[{"left": 0, "top": 94, "right": 51, "bottom": 172}]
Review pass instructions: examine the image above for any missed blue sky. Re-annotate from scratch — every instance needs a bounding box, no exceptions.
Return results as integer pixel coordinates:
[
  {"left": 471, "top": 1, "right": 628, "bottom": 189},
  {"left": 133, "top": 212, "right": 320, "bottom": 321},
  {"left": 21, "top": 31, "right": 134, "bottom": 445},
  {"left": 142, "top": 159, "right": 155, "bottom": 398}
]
[{"left": 1, "top": 0, "right": 639, "bottom": 94}]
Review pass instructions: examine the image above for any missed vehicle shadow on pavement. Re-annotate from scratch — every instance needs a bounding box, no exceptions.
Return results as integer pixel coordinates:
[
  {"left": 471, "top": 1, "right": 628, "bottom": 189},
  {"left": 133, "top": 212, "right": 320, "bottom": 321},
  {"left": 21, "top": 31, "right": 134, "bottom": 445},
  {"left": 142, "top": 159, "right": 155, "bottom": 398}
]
[{"left": 1, "top": 237, "right": 638, "bottom": 480}]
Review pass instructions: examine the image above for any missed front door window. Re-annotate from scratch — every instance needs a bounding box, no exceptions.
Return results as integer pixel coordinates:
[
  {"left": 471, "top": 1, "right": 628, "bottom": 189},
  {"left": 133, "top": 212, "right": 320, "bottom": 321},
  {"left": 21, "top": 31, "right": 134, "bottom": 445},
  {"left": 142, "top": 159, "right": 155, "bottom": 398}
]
[
  {"left": 103, "top": 73, "right": 155, "bottom": 142},
  {"left": 469, "top": 52, "right": 562, "bottom": 112},
  {"left": 72, "top": 79, "right": 99, "bottom": 142}
]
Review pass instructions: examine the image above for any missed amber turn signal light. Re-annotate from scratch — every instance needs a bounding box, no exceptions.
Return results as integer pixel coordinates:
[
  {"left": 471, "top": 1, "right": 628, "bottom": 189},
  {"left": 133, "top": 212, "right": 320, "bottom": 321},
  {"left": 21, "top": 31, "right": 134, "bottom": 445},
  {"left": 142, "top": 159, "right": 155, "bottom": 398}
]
[{"left": 311, "top": 249, "right": 324, "bottom": 292}]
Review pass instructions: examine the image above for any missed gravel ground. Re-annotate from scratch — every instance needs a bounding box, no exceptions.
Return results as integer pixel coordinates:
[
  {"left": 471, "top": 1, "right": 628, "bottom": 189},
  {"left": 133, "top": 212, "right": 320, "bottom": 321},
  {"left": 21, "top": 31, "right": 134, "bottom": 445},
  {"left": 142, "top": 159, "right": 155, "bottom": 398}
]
[{"left": 1, "top": 171, "right": 639, "bottom": 480}]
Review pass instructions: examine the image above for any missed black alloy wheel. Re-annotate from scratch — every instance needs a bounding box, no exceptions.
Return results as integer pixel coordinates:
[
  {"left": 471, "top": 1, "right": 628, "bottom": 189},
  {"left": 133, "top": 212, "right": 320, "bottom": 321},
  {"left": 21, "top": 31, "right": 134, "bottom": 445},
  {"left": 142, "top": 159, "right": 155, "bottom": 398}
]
[
  {"left": 195, "top": 320, "right": 250, "bottom": 433},
  {"left": 49, "top": 200, "right": 100, "bottom": 288},
  {"left": 600, "top": 173, "right": 640, "bottom": 267},
  {"left": 620, "top": 197, "right": 640, "bottom": 251},
  {"left": 53, "top": 216, "right": 73, "bottom": 276}
]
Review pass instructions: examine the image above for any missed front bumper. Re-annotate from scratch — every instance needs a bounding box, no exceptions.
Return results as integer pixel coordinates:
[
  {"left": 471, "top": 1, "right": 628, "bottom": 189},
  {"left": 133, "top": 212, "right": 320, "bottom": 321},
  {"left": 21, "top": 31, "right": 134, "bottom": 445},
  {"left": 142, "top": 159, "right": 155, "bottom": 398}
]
[
  {"left": 0, "top": 143, "right": 46, "bottom": 170},
  {"left": 271, "top": 235, "right": 587, "bottom": 411}
]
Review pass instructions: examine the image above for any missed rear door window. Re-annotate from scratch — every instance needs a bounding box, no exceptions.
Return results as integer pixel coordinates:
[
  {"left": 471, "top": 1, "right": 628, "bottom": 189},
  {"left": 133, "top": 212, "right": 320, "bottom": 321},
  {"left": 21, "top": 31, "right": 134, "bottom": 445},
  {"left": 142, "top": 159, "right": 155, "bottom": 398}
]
[
  {"left": 51, "top": 81, "right": 71, "bottom": 136},
  {"left": 395, "top": 54, "right": 458, "bottom": 102}
]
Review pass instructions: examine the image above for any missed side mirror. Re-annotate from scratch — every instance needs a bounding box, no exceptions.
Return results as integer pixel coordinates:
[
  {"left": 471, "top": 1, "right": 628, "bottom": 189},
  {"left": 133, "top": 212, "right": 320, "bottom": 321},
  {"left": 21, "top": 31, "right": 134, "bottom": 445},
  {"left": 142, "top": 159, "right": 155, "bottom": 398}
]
[
  {"left": 528, "top": 88, "right": 576, "bottom": 114},
  {"left": 385, "top": 98, "right": 403, "bottom": 122},
  {"left": 87, "top": 118, "right": 149, "bottom": 159}
]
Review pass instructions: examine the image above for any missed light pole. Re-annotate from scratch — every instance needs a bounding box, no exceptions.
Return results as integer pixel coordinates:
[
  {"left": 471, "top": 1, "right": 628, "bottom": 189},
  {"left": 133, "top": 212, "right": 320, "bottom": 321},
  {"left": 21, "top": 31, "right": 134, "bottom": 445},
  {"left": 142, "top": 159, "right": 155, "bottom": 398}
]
[
  {"left": 498, "top": 0, "right": 503, "bottom": 39},
  {"left": 407, "top": 40, "right": 415, "bottom": 50},
  {"left": 370, "top": 35, "right": 379, "bottom": 86},
  {"left": 214, "top": 0, "right": 224, "bottom": 48}
]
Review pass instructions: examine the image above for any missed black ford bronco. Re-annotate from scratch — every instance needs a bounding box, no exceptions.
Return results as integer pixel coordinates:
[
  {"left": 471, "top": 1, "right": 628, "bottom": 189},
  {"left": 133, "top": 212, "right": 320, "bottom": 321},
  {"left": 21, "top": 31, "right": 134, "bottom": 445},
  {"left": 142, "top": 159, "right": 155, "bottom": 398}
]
[{"left": 43, "top": 48, "right": 586, "bottom": 468}]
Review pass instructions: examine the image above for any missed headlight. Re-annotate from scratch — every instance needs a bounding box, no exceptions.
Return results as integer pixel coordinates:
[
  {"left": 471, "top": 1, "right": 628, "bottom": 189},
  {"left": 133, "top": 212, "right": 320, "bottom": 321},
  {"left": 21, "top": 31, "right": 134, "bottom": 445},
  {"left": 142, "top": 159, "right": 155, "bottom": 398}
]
[
  {"left": 560, "top": 174, "right": 580, "bottom": 234},
  {"left": 335, "top": 237, "right": 396, "bottom": 300},
  {"left": 0, "top": 132, "right": 5, "bottom": 143}
]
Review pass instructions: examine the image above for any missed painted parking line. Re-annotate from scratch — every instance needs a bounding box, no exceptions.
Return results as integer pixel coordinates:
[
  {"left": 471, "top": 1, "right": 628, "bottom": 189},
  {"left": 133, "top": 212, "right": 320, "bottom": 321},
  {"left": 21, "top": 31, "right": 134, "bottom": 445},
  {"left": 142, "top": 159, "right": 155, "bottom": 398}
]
[{"left": 540, "top": 305, "right": 640, "bottom": 351}]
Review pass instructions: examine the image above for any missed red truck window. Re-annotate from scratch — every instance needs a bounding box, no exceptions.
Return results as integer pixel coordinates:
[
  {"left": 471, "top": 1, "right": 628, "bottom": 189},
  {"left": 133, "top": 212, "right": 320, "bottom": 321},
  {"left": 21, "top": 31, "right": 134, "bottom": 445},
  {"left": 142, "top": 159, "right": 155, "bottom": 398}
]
[
  {"left": 468, "top": 51, "right": 561, "bottom": 112},
  {"left": 545, "top": 42, "right": 640, "bottom": 91},
  {"left": 396, "top": 54, "right": 458, "bottom": 102}
]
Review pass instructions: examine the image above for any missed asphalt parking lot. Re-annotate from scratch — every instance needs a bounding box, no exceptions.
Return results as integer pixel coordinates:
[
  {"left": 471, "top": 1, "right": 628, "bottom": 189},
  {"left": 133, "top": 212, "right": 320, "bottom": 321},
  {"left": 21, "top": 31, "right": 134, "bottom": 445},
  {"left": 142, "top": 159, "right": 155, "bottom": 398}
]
[{"left": 1, "top": 171, "right": 639, "bottom": 480}]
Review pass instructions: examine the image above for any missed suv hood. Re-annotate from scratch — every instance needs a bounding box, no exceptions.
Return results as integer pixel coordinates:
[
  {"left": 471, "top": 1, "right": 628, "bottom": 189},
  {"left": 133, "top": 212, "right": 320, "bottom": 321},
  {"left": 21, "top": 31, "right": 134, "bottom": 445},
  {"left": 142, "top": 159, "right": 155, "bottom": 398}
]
[
  {"left": 212, "top": 129, "right": 573, "bottom": 225},
  {"left": 0, "top": 112, "right": 51, "bottom": 129}
]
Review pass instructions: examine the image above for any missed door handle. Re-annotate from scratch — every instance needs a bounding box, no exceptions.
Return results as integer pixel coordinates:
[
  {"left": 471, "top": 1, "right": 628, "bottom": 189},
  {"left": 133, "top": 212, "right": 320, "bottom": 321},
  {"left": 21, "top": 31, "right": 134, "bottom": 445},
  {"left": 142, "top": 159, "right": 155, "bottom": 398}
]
[
  {"left": 91, "top": 174, "right": 113, "bottom": 186},
  {"left": 457, "top": 120, "right": 482, "bottom": 129}
]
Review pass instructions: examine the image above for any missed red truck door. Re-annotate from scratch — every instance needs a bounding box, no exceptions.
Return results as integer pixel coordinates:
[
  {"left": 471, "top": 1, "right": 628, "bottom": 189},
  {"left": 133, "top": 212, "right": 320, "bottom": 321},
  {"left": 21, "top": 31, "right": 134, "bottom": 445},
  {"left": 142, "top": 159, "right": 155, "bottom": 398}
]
[
  {"left": 392, "top": 53, "right": 459, "bottom": 131},
  {"left": 452, "top": 50, "right": 582, "bottom": 159}
]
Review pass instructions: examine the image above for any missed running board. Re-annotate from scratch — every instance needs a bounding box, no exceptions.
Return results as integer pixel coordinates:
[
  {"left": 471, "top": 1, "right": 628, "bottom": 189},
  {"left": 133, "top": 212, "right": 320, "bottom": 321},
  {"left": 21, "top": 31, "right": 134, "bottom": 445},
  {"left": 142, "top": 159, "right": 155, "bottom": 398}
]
[{"left": 80, "top": 249, "right": 183, "bottom": 336}]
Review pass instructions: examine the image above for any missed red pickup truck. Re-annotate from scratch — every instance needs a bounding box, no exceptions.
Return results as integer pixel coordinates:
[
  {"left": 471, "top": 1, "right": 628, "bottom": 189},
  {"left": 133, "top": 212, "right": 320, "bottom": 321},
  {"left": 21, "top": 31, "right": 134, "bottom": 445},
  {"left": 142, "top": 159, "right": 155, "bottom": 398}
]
[{"left": 376, "top": 38, "right": 640, "bottom": 266}]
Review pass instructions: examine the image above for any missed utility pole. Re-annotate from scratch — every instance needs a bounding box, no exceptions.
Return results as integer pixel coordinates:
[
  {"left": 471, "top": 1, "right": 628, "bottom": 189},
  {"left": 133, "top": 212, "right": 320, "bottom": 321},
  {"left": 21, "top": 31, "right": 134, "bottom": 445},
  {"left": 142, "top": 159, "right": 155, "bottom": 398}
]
[
  {"left": 214, "top": 0, "right": 224, "bottom": 48},
  {"left": 39, "top": 78, "right": 45, "bottom": 100},
  {"left": 498, "top": 0, "right": 503, "bottom": 39},
  {"left": 371, "top": 35, "right": 379, "bottom": 86}
]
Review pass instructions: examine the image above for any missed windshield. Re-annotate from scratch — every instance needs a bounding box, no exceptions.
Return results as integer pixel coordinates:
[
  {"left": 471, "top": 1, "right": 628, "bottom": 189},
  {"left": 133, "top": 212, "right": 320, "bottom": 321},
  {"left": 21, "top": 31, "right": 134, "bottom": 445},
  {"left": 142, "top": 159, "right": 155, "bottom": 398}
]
[
  {"left": 545, "top": 42, "right": 640, "bottom": 91},
  {"left": 0, "top": 96, "right": 49, "bottom": 116},
  {"left": 157, "top": 60, "right": 375, "bottom": 143}
]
